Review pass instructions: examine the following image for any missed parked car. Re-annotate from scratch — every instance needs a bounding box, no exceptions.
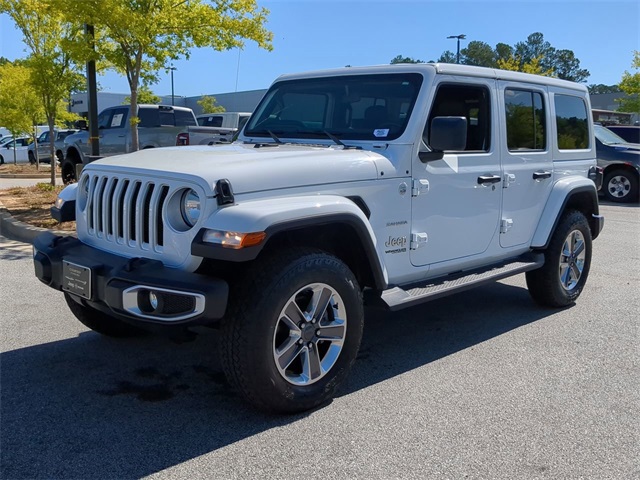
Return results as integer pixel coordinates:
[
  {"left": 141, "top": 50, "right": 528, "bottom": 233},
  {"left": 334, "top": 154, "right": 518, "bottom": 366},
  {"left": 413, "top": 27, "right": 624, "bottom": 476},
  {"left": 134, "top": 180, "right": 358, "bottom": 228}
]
[
  {"left": 62, "top": 104, "right": 198, "bottom": 183},
  {"left": 604, "top": 125, "right": 640, "bottom": 144},
  {"left": 177, "top": 112, "right": 252, "bottom": 146},
  {"left": 0, "top": 136, "right": 33, "bottom": 164},
  {"left": 594, "top": 124, "right": 640, "bottom": 203},
  {"left": 27, "top": 129, "right": 78, "bottom": 164}
]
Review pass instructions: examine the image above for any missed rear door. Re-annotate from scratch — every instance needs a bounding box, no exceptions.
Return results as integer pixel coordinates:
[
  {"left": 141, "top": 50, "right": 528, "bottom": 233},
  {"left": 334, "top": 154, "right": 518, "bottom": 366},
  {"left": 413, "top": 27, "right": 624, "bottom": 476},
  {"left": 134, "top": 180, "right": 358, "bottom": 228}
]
[{"left": 498, "top": 83, "right": 553, "bottom": 248}]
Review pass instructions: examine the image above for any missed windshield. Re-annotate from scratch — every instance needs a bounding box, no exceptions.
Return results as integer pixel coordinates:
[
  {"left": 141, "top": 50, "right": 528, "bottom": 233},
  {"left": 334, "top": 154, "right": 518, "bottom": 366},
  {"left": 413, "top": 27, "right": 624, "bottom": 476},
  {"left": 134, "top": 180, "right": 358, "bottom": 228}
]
[
  {"left": 245, "top": 73, "right": 423, "bottom": 141},
  {"left": 594, "top": 125, "right": 627, "bottom": 145}
]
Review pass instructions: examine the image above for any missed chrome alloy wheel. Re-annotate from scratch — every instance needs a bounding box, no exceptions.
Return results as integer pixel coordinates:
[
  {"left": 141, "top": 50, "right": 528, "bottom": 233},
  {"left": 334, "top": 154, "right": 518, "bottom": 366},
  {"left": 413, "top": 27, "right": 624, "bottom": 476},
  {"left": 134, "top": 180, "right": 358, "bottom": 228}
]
[
  {"left": 273, "top": 283, "right": 347, "bottom": 386},
  {"left": 559, "top": 229, "right": 586, "bottom": 291},
  {"left": 607, "top": 175, "right": 631, "bottom": 199}
]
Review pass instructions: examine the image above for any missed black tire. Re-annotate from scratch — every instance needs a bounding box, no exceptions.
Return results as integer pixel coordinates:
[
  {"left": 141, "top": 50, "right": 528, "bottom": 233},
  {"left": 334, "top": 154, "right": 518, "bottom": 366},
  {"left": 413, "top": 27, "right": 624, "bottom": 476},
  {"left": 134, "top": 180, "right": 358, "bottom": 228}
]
[
  {"left": 55, "top": 150, "right": 64, "bottom": 163},
  {"left": 61, "top": 160, "right": 77, "bottom": 184},
  {"left": 28, "top": 151, "right": 35, "bottom": 165},
  {"left": 0, "top": 155, "right": 4, "bottom": 165},
  {"left": 526, "top": 210, "right": 592, "bottom": 308},
  {"left": 64, "top": 293, "right": 146, "bottom": 337},
  {"left": 603, "top": 168, "right": 639, "bottom": 203},
  {"left": 220, "top": 248, "right": 364, "bottom": 413}
]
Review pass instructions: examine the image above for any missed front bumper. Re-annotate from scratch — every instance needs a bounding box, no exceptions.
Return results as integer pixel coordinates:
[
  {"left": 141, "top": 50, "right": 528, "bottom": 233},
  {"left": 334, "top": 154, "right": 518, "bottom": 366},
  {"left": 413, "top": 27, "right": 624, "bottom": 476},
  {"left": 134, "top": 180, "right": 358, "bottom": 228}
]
[{"left": 33, "top": 232, "right": 228, "bottom": 326}]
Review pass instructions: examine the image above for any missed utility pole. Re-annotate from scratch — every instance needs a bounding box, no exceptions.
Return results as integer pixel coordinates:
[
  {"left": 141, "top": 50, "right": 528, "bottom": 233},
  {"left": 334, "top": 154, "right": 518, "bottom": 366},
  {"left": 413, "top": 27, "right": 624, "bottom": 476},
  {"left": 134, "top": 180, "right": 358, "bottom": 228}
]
[
  {"left": 169, "top": 66, "right": 177, "bottom": 106},
  {"left": 447, "top": 34, "right": 467, "bottom": 64},
  {"left": 85, "top": 24, "right": 99, "bottom": 157}
]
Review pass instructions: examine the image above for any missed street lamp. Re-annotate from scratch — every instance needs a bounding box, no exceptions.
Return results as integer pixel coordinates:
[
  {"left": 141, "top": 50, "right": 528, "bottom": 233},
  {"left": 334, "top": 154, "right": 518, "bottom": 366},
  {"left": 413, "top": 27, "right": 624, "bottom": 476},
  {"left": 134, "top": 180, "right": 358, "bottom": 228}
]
[
  {"left": 446, "top": 34, "right": 466, "bottom": 64},
  {"left": 169, "top": 66, "right": 177, "bottom": 105}
]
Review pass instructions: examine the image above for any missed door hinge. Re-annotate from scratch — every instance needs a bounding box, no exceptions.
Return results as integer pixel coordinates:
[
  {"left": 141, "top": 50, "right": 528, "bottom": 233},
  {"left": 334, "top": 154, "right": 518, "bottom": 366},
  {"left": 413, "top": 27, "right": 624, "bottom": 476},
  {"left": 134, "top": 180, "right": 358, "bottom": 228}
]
[
  {"left": 412, "top": 179, "right": 430, "bottom": 196},
  {"left": 503, "top": 173, "right": 516, "bottom": 188},
  {"left": 500, "top": 218, "right": 513, "bottom": 233},
  {"left": 410, "top": 232, "right": 428, "bottom": 250}
]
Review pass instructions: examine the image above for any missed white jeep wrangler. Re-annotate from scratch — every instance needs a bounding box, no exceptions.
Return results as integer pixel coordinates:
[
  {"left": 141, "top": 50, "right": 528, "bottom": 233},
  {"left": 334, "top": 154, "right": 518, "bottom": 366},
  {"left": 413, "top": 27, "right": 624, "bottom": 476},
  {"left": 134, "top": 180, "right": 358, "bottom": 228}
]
[{"left": 34, "top": 64, "right": 604, "bottom": 413}]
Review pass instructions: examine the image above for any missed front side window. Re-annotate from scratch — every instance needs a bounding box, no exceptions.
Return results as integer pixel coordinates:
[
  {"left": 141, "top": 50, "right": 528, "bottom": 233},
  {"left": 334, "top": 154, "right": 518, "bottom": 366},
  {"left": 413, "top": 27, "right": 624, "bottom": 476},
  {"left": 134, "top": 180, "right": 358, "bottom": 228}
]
[
  {"left": 505, "top": 89, "right": 546, "bottom": 151},
  {"left": 39, "top": 131, "right": 50, "bottom": 142},
  {"left": 427, "top": 83, "right": 491, "bottom": 151},
  {"left": 555, "top": 94, "right": 589, "bottom": 149},
  {"left": 245, "top": 73, "right": 423, "bottom": 141}
]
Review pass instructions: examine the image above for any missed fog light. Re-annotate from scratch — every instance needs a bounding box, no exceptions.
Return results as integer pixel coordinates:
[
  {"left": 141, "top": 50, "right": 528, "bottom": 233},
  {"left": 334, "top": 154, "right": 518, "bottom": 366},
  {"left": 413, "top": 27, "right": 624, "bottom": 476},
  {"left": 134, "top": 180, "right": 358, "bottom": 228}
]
[{"left": 149, "top": 291, "right": 159, "bottom": 310}]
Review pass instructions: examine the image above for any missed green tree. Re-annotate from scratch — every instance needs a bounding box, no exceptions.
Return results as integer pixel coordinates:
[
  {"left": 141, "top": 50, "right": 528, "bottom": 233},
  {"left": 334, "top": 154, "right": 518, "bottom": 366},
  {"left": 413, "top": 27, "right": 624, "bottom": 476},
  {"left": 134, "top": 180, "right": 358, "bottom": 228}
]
[
  {"left": 616, "top": 51, "right": 640, "bottom": 113},
  {"left": 61, "top": 0, "right": 273, "bottom": 152},
  {"left": 390, "top": 55, "right": 424, "bottom": 64},
  {"left": 587, "top": 84, "right": 621, "bottom": 95},
  {"left": 124, "top": 84, "right": 160, "bottom": 105},
  {"left": 433, "top": 51, "right": 456, "bottom": 64},
  {"left": 197, "top": 95, "right": 226, "bottom": 114},
  {"left": 0, "top": 63, "right": 45, "bottom": 164},
  {"left": 0, "top": 0, "right": 83, "bottom": 183},
  {"left": 460, "top": 41, "right": 496, "bottom": 67},
  {"left": 515, "top": 32, "right": 589, "bottom": 82}
]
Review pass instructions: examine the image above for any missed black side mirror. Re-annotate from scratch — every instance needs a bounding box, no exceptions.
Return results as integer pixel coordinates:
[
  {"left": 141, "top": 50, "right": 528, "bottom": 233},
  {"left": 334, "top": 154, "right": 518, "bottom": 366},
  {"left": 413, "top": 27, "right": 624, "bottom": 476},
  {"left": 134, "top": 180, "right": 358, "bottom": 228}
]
[
  {"left": 75, "top": 119, "right": 88, "bottom": 130},
  {"left": 429, "top": 116, "right": 467, "bottom": 151}
]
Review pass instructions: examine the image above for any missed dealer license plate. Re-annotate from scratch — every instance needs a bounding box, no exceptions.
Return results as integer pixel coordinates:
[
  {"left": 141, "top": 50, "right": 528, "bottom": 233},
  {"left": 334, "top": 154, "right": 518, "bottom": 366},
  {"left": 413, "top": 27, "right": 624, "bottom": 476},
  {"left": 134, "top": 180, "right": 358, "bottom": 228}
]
[{"left": 62, "top": 261, "right": 92, "bottom": 299}]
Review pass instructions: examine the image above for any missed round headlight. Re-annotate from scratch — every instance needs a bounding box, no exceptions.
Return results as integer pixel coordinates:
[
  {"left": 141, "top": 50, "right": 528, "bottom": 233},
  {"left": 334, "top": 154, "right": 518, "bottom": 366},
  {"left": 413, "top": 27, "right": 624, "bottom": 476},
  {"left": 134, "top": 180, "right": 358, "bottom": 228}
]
[
  {"left": 77, "top": 175, "right": 90, "bottom": 211},
  {"left": 180, "top": 189, "right": 201, "bottom": 227}
]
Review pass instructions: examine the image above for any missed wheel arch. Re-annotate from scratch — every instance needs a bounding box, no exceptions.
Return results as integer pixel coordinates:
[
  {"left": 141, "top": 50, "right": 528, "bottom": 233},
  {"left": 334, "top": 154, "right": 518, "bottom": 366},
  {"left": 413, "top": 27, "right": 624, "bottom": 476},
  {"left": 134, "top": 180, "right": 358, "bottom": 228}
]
[
  {"left": 531, "top": 178, "right": 601, "bottom": 248},
  {"left": 192, "top": 195, "right": 388, "bottom": 290}
]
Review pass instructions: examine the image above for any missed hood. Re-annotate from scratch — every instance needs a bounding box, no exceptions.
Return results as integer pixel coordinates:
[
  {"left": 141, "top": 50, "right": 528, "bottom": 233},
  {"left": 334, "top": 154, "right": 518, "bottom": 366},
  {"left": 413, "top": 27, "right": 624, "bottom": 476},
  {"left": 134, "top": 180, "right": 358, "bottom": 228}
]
[{"left": 85, "top": 143, "right": 381, "bottom": 196}]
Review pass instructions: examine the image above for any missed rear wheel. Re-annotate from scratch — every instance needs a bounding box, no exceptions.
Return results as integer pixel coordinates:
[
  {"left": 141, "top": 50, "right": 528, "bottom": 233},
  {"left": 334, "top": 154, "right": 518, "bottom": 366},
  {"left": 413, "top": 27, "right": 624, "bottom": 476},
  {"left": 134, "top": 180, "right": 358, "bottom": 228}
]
[
  {"left": 220, "top": 249, "right": 364, "bottom": 413},
  {"left": 603, "top": 168, "right": 639, "bottom": 203},
  {"left": 526, "top": 210, "right": 592, "bottom": 307},
  {"left": 0, "top": 155, "right": 4, "bottom": 165},
  {"left": 64, "top": 293, "right": 146, "bottom": 337}
]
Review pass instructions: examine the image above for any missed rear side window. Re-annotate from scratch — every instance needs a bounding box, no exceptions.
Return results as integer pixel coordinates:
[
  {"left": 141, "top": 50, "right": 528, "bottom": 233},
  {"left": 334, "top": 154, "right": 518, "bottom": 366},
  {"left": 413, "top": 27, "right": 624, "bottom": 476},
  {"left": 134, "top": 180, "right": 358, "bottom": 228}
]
[
  {"left": 555, "top": 95, "right": 589, "bottom": 149},
  {"left": 174, "top": 110, "right": 197, "bottom": 127},
  {"left": 200, "top": 116, "right": 223, "bottom": 127},
  {"left": 505, "top": 89, "right": 546, "bottom": 150}
]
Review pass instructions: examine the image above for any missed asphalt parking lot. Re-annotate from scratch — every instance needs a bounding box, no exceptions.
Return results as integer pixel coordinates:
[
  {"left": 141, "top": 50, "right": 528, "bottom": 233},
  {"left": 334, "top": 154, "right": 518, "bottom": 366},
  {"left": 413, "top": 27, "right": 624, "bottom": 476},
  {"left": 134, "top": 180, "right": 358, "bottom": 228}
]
[{"left": 0, "top": 202, "right": 638, "bottom": 479}]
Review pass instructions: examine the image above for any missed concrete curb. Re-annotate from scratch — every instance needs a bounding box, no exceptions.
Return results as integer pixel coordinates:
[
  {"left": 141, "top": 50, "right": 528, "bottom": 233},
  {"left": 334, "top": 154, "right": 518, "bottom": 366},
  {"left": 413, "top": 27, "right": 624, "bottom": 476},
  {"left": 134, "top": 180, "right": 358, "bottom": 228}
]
[{"left": 0, "top": 201, "right": 73, "bottom": 245}]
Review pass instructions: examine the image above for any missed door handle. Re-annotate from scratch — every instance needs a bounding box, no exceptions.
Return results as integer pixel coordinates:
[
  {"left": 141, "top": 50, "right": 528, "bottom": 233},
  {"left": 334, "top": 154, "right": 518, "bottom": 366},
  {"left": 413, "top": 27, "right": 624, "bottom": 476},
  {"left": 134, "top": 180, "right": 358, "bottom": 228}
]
[
  {"left": 117, "top": 135, "right": 125, "bottom": 138},
  {"left": 477, "top": 175, "right": 502, "bottom": 185},
  {"left": 533, "top": 171, "right": 552, "bottom": 180}
]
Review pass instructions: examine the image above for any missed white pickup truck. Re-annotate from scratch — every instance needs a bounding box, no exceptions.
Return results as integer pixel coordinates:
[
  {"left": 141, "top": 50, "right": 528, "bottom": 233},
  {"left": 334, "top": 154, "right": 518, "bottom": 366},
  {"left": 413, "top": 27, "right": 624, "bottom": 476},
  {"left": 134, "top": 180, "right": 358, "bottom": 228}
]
[
  {"left": 35, "top": 63, "right": 603, "bottom": 413},
  {"left": 61, "top": 104, "right": 198, "bottom": 183}
]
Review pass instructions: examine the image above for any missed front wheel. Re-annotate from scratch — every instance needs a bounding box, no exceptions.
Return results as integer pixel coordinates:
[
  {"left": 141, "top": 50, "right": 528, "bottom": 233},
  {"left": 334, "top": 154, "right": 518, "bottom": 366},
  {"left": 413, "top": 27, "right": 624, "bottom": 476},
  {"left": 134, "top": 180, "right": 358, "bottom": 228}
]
[
  {"left": 220, "top": 249, "right": 364, "bottom": 413},
  {"left": 61, "top": 160, "right": 77, "bottom": 184},
  {"left": 64, "top": 293, "right": 146, "bottom": 337},
  {"left": 526, "top": 210, "right": 592, "bottom": 307},
  {"left": 28, "top": 151, "right": 35, "bottom": 165},
  {"left": 603, "top": 169, "right": 639, "bottom": 203}
]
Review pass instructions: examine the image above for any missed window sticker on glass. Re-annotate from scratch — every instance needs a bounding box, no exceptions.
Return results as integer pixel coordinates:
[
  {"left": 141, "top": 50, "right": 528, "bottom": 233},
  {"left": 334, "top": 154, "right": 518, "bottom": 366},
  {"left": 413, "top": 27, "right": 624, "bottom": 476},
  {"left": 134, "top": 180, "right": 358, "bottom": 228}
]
[
  {"left": 374, "top": 129, "right": 389, "bottom": 138},
  {"left": 111, "top": 114, "right": 124, "bottom": 128}
]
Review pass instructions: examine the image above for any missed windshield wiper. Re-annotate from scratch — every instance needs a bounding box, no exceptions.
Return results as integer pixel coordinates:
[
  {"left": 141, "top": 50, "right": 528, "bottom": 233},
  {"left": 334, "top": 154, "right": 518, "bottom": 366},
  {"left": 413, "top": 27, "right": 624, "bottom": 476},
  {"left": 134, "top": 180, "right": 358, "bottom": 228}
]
[
  {"left": 246, "top": 129, "right": 283, "bottom": 144},
  {"left": 321, "top": 130, "right": 360, "bottom": 149}
]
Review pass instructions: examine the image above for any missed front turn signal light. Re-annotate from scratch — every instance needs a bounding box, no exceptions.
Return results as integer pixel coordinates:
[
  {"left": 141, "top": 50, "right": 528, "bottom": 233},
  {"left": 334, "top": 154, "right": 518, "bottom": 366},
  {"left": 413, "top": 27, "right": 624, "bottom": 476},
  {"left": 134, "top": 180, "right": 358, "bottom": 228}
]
[{"left": 202, "top": 229, "right": 266, "bottom": 249}]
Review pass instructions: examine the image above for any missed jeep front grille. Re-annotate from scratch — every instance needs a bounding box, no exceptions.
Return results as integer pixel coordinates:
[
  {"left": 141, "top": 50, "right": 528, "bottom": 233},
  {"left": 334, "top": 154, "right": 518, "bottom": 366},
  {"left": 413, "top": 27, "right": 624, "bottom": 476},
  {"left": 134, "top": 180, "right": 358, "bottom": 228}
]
[{"left": 85, "top": 174, "right": 170, "bottom": 250}]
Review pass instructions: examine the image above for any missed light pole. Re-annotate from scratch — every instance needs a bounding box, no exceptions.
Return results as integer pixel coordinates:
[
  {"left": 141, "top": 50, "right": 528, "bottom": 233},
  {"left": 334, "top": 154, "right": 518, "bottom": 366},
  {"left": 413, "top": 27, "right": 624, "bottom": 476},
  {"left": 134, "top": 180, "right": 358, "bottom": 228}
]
[
  {"left": 447, "top": 34, "right": 466, "bottom": 64},
  {"left": 169, "top": 66, "right": 177, "bottom": 105}
]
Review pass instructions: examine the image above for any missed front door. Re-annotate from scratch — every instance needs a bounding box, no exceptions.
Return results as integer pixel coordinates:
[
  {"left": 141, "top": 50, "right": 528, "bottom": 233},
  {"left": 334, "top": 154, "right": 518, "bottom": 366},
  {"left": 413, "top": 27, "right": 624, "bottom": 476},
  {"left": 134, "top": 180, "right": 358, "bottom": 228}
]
[{"left": 411, "top": 79, "right": 501, "bottom": 268}]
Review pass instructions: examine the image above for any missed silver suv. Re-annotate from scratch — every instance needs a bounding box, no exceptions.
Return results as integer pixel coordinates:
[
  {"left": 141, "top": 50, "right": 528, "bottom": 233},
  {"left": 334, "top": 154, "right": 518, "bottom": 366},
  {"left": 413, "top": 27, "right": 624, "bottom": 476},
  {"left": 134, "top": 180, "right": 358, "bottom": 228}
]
[{"left": 27, "top": 129, "right": 78, "bottom": 164}]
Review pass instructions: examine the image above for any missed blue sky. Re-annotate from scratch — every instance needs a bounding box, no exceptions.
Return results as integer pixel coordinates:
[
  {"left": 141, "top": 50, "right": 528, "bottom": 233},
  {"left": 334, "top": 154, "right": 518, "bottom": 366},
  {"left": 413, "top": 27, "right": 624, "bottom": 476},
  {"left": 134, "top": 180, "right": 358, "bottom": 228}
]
[{"left": 1, "top": 0, "right": 638, "bottom": 98}]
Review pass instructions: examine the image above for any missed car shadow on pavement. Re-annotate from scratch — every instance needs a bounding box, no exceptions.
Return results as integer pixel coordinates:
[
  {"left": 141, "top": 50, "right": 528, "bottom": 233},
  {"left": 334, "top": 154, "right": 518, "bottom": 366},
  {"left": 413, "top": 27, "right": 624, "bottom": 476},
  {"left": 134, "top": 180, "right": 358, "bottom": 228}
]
[{"left": 0, "top": 281, "right": 556, "bottom": 479}]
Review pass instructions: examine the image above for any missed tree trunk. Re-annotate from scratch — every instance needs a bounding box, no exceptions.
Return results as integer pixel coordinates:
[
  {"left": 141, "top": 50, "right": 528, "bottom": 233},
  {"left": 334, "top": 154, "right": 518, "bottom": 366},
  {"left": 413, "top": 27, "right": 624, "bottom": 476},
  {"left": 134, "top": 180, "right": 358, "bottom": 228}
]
[
  {"left": 48, "top": 118, "right": 56, "bottom": 186},
  {"left": 130, "top": 89, "right": 139, "bottom": 152}
]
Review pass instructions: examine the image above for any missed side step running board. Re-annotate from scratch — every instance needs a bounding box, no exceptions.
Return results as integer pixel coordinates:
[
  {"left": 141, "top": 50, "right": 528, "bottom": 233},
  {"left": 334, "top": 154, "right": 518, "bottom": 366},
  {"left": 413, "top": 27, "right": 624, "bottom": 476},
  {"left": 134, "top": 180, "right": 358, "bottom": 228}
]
[{"left": 379, "top": 254, "right": 544, "bottom": 311}]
